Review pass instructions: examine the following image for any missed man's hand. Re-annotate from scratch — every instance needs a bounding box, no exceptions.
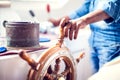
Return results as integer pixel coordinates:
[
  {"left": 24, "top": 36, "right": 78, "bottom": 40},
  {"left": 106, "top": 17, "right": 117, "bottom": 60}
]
[{"left": 59, "top": 18, "right": 87, "bottom": 40}]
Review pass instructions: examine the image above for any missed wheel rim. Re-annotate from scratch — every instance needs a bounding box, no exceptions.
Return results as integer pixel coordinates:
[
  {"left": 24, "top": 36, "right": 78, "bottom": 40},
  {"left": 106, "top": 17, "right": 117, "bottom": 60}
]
[{"left": 28, "top": 47, "right": 76, "bottom": 80}]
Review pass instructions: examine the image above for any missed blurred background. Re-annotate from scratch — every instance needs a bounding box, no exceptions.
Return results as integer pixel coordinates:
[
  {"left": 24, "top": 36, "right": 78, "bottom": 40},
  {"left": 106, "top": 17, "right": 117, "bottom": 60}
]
[
  {"left": 0, "top": 0, "right": 92, "bottom": 80},
  {"left": 0, "top": 0, "right": 84, "bottom": 21},
  {"left": 0, "top": 0, "right": 84, "bottom": 37}
]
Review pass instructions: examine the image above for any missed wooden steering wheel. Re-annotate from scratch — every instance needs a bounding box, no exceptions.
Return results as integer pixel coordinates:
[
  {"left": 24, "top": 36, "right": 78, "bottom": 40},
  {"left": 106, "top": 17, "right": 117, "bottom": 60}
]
[{"left": 18, "top": 25, "right": 84, "bottom": 80}]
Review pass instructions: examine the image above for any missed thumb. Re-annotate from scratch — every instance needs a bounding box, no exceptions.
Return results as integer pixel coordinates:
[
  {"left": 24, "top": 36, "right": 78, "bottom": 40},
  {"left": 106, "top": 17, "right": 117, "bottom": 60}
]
[{"left": 59, "top": 18, "right": 69, "bottom": 27}]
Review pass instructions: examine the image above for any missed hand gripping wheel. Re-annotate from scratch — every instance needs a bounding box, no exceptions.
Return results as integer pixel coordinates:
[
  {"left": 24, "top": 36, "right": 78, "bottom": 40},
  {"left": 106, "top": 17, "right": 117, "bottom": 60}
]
[{"left": 18, "top": 24, "right": 85, "bottom": 80}]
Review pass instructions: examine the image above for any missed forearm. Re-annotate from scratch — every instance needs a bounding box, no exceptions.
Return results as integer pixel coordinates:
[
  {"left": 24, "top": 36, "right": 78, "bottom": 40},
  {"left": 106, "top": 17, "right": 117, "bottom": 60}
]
[
  {"left": 48, "top": 16, "right": 70, "bottom": 26},
  {"left": 79, "top": 9, "right": 110, "bottom": 25}
]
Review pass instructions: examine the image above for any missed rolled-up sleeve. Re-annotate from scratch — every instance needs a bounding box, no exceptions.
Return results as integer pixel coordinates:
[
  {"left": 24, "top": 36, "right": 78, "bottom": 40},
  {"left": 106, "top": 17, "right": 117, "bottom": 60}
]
[
  {"left": 69, "top": 0, "right": 91, "bottom": 19},
  {"left": 96, "top": 0, "right": 120, "bottom": 22}
]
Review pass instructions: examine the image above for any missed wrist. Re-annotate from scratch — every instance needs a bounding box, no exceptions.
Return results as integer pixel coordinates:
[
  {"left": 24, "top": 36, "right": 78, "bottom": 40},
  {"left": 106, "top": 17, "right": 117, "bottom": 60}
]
[{"left": 77, "top": 18, "right": 88, "bottom": 29}]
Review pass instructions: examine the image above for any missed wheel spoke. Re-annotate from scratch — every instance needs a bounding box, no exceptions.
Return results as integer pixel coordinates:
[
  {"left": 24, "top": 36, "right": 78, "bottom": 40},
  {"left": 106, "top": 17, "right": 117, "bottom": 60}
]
[
  {"left": 44, "top": 57, "right": 72, "bottom": 80},
  {"left": 61, "top": 58, "right": 72, "bottom": 80},
  {"left": 44, "top": 73, "right": 54, "bottom": 80},
  {"left": 54, "top": 58, "right": 61, "bottom": 74},
  {"left": 61, "top": 68, "right": 70, "bottom": 76}
]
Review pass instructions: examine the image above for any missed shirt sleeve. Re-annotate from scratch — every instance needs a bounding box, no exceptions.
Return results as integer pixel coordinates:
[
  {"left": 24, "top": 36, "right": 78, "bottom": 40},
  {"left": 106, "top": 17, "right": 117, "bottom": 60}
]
[
  {"left": 69, "top": 0, "right": 91, "bottom": 19},
  {"left": 96, "top": 0, "right": 120, "bottom": 23}
]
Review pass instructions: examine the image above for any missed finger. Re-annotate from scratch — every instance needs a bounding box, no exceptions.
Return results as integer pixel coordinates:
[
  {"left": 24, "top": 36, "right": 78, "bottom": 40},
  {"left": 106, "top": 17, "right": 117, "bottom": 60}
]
[
  {"left": 69, "top": 28, "right": 73, "bottom": 40},
  {"left": 69, "top": 23, "right": 76, "bottom": 40},
  {"left": 74, "top": 26, "right": 79, "bottom": 39},
  {"left": 64, "top": 23, "right": 71, "bottom": 37},
  {"left": 59, "top": 18, "right": 69, "bottom": 28}
]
